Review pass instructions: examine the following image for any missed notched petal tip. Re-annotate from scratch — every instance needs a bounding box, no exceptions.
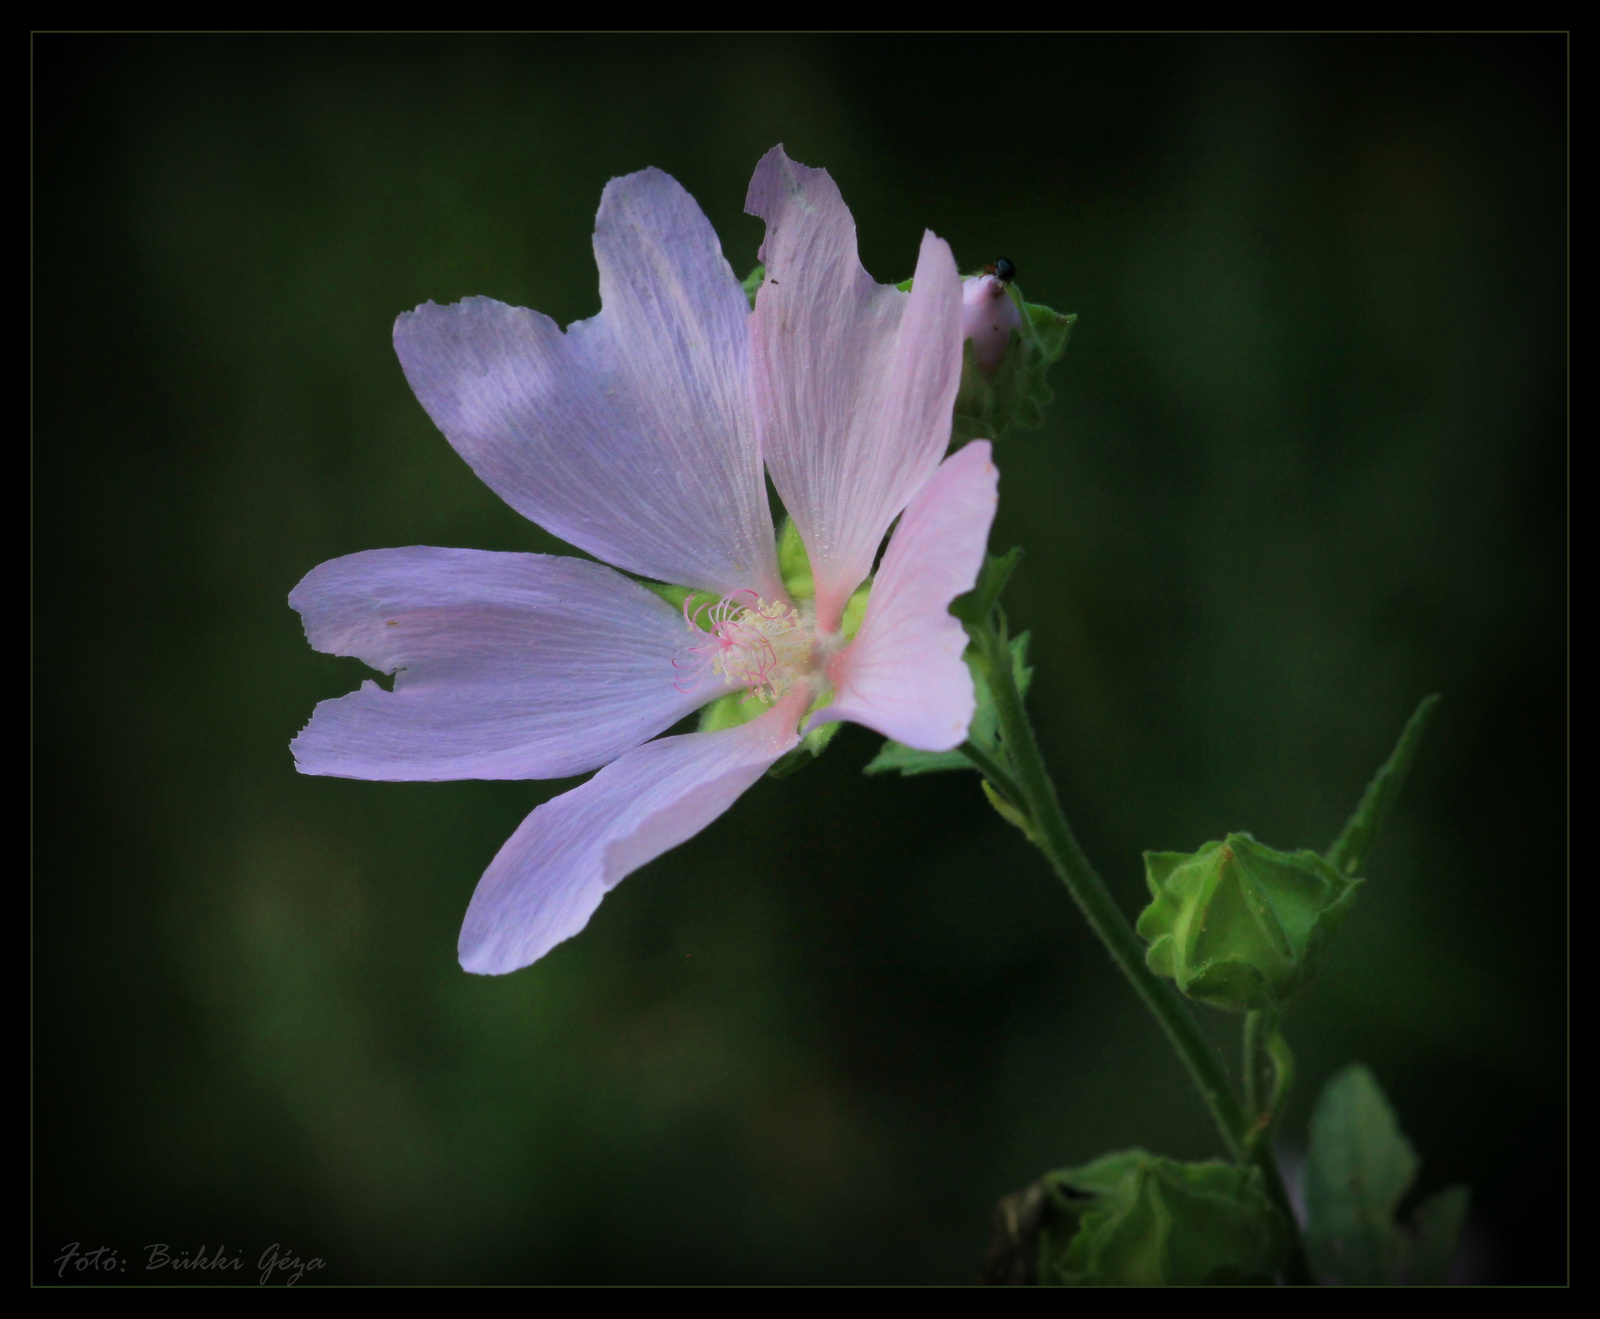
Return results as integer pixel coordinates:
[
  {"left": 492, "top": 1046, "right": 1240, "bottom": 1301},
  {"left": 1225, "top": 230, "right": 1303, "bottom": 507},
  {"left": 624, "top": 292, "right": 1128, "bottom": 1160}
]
[
  {"left": 746, "top": 147, "right": 969, "bottom": 631},
  {"left": 287, "top": 548, "right": 714, "bottom": 783},
  {"left": 391, "top": 180, "right": 779, "bottom": 600}
]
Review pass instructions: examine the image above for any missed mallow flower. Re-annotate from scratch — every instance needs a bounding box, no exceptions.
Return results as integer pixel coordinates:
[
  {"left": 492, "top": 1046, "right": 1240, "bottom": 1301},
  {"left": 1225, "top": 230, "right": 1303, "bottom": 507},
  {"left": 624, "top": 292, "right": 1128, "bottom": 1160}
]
[{"left": 290, "top": 147, "right": 999, "bottom": 975}]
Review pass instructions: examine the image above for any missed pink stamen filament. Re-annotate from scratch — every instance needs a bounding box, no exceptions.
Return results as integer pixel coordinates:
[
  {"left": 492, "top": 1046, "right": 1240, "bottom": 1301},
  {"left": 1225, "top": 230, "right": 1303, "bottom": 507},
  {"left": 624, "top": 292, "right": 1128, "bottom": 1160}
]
[{"left": 672, "top": 591, "right": 806, "bottom": 701}]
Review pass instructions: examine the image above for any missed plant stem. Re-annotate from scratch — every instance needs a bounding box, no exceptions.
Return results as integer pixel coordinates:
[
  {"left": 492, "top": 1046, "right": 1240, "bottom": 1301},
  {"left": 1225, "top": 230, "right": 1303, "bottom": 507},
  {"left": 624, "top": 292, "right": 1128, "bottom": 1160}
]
[
  {"left": 975, "top": 617, "right": 1312, "bottom": 1284},
  {"left": 957, "top": 739, "right": 1027, "bottom": 812},
  {"left": 1243, "top": 1009, "right": 1272, "bottom": 1118}
]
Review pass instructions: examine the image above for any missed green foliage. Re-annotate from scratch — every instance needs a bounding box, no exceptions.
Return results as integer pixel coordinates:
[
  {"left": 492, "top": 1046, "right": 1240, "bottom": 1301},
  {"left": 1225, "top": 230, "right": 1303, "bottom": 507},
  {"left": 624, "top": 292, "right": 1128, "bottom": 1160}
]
[
  {"left": 1304, "top": 1065, "right": 1470, "bottom": 1284},
  {"left": 863, "top": 631, "right": 1031, "bottom": 776},
  {"left": 951, "top": 286, "right": 1076, "bottom": 443},
  {"left": 950, "top": 546, "right": 1023, "bottom": 629},
  {"left": 1327, "top": 695, "right": 1441, "bottom": 877},
  {"left": 1036, "top": 1149, "right": 1287, "bottom": 1286},
  {"left": 1136, "top": 833, "right": 1361, "bottom": 1012}
]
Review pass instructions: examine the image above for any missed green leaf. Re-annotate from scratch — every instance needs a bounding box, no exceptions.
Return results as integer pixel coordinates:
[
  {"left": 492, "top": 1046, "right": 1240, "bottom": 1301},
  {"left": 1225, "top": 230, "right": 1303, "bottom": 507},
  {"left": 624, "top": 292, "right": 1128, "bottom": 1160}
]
[
  {"left": 862, "top": 741, "right": 969, "bottom": 777},
  {"left": 951, "top": 546, "right": 1023, "bottom": 628},
  {"left": 1406, "top": 1186, "right": 1472, "bottom": 1285},
  {"left": 1326, "top": 694, "right": 1441, "bottom": 877},
  {"left": 863, "top": 631, "right": 1031, "bottom": 776},
  {"left": 981, "top": 779, "right": 1039, "bottom": 843},
  {"left": 1304, "top": 1064, "right": 1469, "bottom": 1284}
]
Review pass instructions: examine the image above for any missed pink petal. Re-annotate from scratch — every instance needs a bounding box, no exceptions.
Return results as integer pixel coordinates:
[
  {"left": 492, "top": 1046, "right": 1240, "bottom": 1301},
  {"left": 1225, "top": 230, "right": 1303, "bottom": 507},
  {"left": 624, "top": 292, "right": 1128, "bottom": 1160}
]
[
  {"left": 394, "top": 168, "right": 782, "bottom": 600},
  {"left": 458, "top": 691, "right": 806, "bottom": 974},
  {"left": 745, "top": 146, "right": 965, "bottom": 631},
  {"left": 290, "top": 548, "right": 719, "bottom": 781},
  {"left": 809, "top": 442, "right": 998, "bottom": 751}
]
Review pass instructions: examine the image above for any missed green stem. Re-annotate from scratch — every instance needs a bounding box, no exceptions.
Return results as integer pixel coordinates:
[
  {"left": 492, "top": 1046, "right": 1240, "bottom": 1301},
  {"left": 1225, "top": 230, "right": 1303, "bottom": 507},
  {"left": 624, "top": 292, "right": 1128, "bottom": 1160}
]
[
  {"left": 1243, "top": 1009, "right": 1274, "bottom": 1118},
  {"left": 976, "top": 620, "right": 1242, "bottom": 1155},
  {"left": 974, "top": 616, "right": 1312, "bottom": 1285},
  {"left": 957, "top": 739, "right": 1027, "bottom": 812}
]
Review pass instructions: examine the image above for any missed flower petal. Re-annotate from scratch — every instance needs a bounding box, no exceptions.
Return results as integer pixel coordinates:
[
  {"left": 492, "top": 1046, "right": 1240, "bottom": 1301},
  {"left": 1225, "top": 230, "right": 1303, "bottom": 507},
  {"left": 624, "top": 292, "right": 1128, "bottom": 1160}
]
[
  {"left": 745, "top": 145, "right": 965, "bottom": 631},
  {"left": 458, "top": 692, "right": 806, "bottom": 974},
  {"left": 810, "top": 442, "right": 998, "bottom": 751},
  {"left": 394, "top": 168, "right": 781, "bottom": 599},
  {"left": 290, "top": 548, "right": 719, "bottom": 781}
]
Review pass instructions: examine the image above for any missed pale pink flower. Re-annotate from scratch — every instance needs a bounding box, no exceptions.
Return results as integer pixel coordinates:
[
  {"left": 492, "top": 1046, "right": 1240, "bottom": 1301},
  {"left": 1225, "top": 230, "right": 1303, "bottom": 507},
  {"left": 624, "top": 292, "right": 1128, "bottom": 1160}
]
[{"left": 290, "top": 147, "right": 999, "bottom": 975}]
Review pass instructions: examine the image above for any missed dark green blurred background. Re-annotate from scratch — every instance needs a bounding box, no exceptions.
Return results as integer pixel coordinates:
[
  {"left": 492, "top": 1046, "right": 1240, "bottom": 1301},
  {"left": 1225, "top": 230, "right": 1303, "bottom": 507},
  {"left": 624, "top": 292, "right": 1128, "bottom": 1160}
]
[{"left": 35, "top": 35, "right": 1565, "bottom": 1284}]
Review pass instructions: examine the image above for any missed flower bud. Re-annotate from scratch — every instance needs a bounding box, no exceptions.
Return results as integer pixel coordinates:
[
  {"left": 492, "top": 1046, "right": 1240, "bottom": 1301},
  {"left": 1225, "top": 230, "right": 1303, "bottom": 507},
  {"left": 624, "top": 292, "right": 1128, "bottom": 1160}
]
[
  {"left": 1135, "top": 832, "right": 1361, "bottom": 1013},
  {"left": 962, "top": 269, "right": 1024, "bottom": 375},
  {"left": 1038, "top": 1149, "right": 1287, "bottom": 1286},
  {"left": 949, "top": 265, "right": 1075, "bottom": 444}
]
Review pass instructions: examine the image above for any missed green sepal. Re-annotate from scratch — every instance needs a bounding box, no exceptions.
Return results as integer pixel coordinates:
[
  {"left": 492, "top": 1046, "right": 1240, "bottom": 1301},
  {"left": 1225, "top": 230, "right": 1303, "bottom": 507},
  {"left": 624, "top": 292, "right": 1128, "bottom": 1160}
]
[
  {"left": 952, "top": 285, "right": 1076, "bottom": 443},
  {"left": 776, "top": 516, "right": 813, "bottom": 603},
  {"left": 1135, "top": 833, "right": 1361, "bottom": 1012},
  {"left": 699, "top": 690, "right": 843, "bottom": 779},
  {"left": 638, "top": 579, "right": 699, "bottom": 614},
  {"left": 698, "top": 689, "right": 768, "bottom": 734},
  {"left": 1304, "top": 1065, "right": 1470, "bottom": 1285},
  {"left": 766, "top": 713, "right": 843, "bottom": 780},
  {"left": 763, "top": 671, "right": 855, "bottom": 780},
  {"left": 775, "top": 515, "right": 871, "bottom": 639},
  {"left": 864, "top": 631, "right": 1031, "bottom": 777},
  {"left": 741, "top": 264, "right": 765, "bottom": 309},
  {"left": 1326, "top": 694, "right": 1441, "bottom": 877},
  {"left": 1036, "top": 1149, "right": 1287, "bottom": 1286}
]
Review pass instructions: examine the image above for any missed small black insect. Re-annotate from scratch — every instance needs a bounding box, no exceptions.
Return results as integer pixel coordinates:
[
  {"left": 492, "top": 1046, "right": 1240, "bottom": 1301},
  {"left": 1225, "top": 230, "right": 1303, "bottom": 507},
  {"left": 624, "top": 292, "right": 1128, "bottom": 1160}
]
[{"left": 985, "top": 257, "right": 1017, "bottom": 284}]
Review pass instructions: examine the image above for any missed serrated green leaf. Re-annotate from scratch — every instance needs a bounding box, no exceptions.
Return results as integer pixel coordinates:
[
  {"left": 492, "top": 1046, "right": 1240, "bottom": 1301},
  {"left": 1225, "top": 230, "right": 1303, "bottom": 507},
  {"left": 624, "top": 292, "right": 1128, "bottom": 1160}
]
[
  {"left": 951, "top": 546, "right": 1023, "bottom": 627},
  {"left": 862, "top": 741, "right": 970, "bottom": 776},
  {"left": 1326, "top": 695, "right": 1441, "bottom": 877}
]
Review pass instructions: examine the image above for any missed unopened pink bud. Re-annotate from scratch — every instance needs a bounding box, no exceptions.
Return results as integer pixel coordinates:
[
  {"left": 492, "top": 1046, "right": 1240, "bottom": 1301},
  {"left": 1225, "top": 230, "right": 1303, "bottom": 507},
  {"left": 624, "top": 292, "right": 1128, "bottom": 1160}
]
[{"left": 961, "top": 273, "right": 1023, "bottom": 375}]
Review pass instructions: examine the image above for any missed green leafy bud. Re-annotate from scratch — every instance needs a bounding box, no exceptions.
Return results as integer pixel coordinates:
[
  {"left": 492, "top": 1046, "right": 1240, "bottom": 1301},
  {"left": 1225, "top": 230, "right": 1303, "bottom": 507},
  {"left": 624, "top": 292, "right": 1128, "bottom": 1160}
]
[
  {"left": 1037, "top": 1149, "right": 1287, "bottom": 1286},
  {"left": 1136, "top": 833, "right": 1361, "bottom": 1012}
]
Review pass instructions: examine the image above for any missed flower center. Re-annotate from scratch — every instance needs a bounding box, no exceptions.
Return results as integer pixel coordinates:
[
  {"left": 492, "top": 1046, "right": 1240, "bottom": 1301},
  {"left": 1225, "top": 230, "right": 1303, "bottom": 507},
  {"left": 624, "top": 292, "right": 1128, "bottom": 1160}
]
[{"left": 675, "top": 591, "right": 812, "bottom": 703}]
